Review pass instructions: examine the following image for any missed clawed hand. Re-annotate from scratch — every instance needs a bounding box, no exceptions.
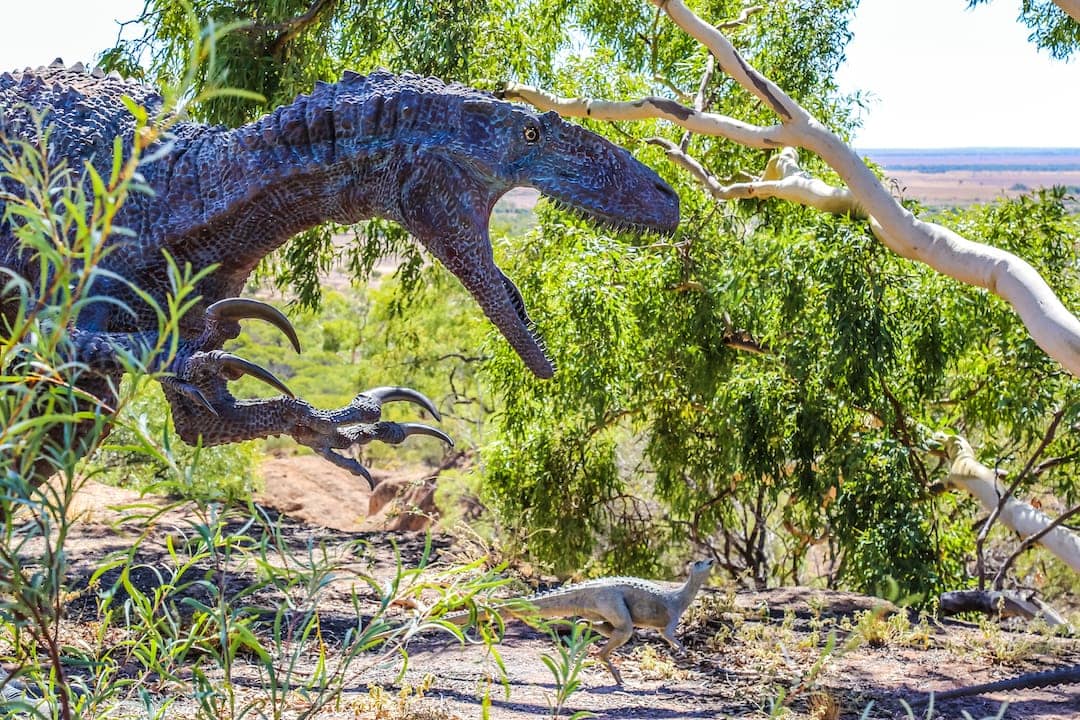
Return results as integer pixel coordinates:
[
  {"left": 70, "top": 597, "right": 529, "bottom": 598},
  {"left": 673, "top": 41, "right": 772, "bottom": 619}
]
[{"left": 162, "top": 297, "right": 452, "bottom": 487}]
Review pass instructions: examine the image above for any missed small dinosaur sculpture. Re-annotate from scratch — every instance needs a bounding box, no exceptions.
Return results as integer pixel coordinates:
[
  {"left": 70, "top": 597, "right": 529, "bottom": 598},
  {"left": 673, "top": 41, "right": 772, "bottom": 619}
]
[
  {"left": 912, "top": 663, "right": 1080, "bottom": 704},
  {"left": 0, "top": 62, "right": 679, "bottom": 485},
  {"left": 446, "top": 559, "right": 714, "bottom": 684}
]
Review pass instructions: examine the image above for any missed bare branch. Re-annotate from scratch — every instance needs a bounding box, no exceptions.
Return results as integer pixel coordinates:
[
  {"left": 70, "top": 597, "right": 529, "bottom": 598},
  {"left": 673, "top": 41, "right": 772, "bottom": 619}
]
[
  {"left": 647, "top": 140, "right": 866, "bottom": 216},
  {"left": 253, "top": 0, "right": 337, "bottom": 57},
  {"left": 651, "top": 75, "right": 693, "bottom": 103},
  {"left": 939, "top": 434, "right": 1080, "bottom": 575},
  {"left": 994, "top": 504, "right": 1080, "bottom": 589},
  {"left": 502, "top": 83, "right": 793, "bottom": 149},
  {"left": 717, "top": 5, "right": 765, "bottom": 31},
  {"left": 680, "top": 53, "right": 715, "bottom": 151},
  {"left": 974, "top": 407, "right": 1064, "bottom": 588}
]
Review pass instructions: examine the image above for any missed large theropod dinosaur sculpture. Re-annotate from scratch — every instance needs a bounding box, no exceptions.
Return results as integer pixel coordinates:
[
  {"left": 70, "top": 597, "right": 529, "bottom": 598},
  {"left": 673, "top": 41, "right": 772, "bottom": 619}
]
[{"left": 0, "top": 63, "right": 679, "bottom": 485}]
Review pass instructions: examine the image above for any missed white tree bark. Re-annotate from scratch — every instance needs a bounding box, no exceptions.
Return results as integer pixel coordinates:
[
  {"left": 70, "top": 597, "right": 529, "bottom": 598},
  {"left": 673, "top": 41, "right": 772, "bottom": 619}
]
[
  {"left": 505, "top": 0, "right": 1080, "bottom": 376},
  {"left": 942, "top": 435, "right": 1080, "bottom": 574},
  {"left": 1054, "top": 0, "right": 1080, "bottom": 24}
]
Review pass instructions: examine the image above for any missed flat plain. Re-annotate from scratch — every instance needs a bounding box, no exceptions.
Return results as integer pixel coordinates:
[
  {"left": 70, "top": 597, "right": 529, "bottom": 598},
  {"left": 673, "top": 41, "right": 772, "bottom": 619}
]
[{"left": 861, "top": 147, "right": 1080, "bottom": 208}]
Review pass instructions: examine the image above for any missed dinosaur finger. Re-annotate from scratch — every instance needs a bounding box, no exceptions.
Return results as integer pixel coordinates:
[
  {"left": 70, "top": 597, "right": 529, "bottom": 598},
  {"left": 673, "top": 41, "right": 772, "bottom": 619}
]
[
  {"left": 399, "top": 422, "right": 454, "bottom": 447},
  {"left": 216, "top": 352, "right": 295, "bottom": 398},
  {"left": 318, "top": 448, "right": 375, "bottom": 488},
  {"left": 206, "top": 298, "right": 302, "bottom": 353},
  {"left": 364, "top": 386, "right": 442, "bottom": 421}
]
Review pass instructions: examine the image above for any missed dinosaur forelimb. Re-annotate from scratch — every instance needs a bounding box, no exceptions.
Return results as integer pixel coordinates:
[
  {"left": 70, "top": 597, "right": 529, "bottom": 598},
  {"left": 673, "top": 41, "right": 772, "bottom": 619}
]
[
  {"left": 166, "top": 387, "right": 451, "bottom": 488},
  {"left": 164, "top": 297, "right": 452, "bottom": 487}
]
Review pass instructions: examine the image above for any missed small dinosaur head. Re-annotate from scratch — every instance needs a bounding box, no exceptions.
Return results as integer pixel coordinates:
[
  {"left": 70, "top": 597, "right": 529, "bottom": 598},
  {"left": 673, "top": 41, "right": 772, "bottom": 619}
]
[
  {"left": 338, "top": 73, "right": 679, "bottom": 378},
  {"left": 689, "top": 559, "right": 715, "bottom": 576}
]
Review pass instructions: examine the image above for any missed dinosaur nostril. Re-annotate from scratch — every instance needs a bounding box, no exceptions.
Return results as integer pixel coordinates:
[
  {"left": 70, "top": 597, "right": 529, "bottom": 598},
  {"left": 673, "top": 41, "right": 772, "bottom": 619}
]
[{"left": 654, "top": 181, "right": 675, "bottom": 199}]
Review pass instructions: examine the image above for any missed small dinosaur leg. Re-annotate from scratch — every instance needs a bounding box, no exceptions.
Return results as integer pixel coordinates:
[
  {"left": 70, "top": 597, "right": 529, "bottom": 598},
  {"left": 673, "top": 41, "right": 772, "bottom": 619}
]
[
  {"left": 594, "top": 600, "right": 634, "bottom": 686},
  {"left": 590, "top": 622, "right": 615, "bottom": 638},
  {"left": 660, "top": 620, "right": 686, "bottom": 656}
]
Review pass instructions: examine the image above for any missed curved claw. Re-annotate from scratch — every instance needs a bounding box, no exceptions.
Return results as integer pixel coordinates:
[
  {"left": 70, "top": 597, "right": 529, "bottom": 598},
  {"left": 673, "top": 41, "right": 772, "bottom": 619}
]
[
  {"left": 400, "top": 422, "right": 454, "bottom": 448},
  {"left": 206, "top": 298, "right": 302, "bottom": 354},
  {"left": 164, "top": 377, "right": 218, "bottom": 416},
  {"left": 217, "top": 352, "right": 295, "bottom": 398},
  {"left": 365, "top": 386, "right": 442, "bottom": 421},
  {"left": 318, "top": 448, "right": 375, "bottom": 488}
]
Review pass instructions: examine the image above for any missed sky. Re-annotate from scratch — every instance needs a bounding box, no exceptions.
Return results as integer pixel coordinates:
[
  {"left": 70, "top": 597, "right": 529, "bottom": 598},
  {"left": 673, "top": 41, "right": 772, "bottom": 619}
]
[
  {"left": 834, "top": 0, "right": 1079, "bottom": 149},
  {"left": 0, "top": 0, "right": 1076, "bottom": 150}
]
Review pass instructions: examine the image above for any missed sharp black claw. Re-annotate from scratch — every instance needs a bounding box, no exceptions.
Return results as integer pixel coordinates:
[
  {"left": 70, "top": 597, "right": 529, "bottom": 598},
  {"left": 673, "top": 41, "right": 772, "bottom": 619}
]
[
  {"left": 166, "top": 378, "right": 218, "bottom": 416},
  {"left": 400, "top": 423, "right": 454, "bottom": 447},
  {"left": 318, "top": 448, "right": 374, "bottom": 488},
  {"left": 217, "top": 352, "right": 295, "bottom": 398},
  {"left": 366, "top": 386, "right": 442, "bottom": 421},
  {"left": 206, "top": 298, "right": 302, "bottom": 354}
]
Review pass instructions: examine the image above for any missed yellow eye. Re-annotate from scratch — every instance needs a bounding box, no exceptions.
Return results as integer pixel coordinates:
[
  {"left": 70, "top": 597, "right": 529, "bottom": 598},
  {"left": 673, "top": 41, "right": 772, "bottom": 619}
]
[{"left": 523, "top": 124, "right": 540, "bottom": 143}]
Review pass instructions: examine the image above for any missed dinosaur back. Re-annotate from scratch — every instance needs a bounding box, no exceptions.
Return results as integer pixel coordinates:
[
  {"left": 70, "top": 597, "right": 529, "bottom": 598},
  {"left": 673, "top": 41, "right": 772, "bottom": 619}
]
[{"left": 0, "top": 61, "right": 165, "bottom": 175}]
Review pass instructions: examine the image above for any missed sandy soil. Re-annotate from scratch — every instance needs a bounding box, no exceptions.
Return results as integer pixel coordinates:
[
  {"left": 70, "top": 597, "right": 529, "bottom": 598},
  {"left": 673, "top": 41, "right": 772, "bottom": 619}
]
[{"left": 5, "top": 461, "right": 1077, "bottom": 720}]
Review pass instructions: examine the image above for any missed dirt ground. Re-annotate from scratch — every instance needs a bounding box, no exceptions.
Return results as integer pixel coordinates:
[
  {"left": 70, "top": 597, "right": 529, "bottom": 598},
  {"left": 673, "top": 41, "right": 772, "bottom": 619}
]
[{"left": 8, "top": 457, "right": 1080, "bottom": 720}]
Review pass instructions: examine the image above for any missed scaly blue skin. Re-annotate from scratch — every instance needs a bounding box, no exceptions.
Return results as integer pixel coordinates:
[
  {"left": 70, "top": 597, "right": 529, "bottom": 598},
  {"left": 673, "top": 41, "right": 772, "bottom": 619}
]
[{"left": 0, "top": 62, "right": 679, "bottom": 485}]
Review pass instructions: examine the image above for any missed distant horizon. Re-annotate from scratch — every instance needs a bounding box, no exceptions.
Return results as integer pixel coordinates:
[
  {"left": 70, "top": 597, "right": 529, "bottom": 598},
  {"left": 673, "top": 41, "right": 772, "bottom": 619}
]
[
  {"left": 858, "top": 147, "right": 1080, "bottom": 153},
  {"left": 854, "top": 147, "right": 1080, "bottom": 174}
]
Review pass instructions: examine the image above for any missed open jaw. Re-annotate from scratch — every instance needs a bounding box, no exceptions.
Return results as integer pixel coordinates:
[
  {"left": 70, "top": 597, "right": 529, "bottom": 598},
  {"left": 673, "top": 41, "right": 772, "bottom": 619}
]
[
  {"left": 495, "top": 267, "right": 554, "bottom": 379},
  {"left": 545, "top": 196, "right": 678, "bottom": 236},
  {"left": 478, "top": 195, "right": 676, "bottom": 381}
]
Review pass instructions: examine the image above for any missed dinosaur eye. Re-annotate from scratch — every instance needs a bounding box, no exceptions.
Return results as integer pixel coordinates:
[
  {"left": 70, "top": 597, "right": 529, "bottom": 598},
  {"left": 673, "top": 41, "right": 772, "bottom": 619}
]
[{"left": 523, "top": 124, "right": 540, "bottom": 143}]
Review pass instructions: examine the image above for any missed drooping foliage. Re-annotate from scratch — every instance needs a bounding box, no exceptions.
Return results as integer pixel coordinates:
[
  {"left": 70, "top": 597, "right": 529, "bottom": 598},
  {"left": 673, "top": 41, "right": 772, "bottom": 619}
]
[{"left": 478, "top": 2, "right": 1080, "bottom": 598}]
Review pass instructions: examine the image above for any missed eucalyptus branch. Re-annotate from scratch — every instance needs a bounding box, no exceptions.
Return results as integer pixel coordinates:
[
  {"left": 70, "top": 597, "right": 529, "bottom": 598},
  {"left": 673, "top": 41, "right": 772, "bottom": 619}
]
[
  {"left": 939, "top": 434, "right": 1080, "bottom": 576},
  {"left": 993, "top": 504, "right": 1080, "bottom": 589},
  {"left": 511, "top": 0, "right": 1080, "bottom": 376},
  {"left": 651, "top": 75, "right": 692, "bottom": 103},
  {"left": 646, "top": 140, "right": 866, "bottom": 216},
  {"left": 717, "top": 5, "right": 765, "bottom": 31},
  {"left": 680, "top": 53, "right": 715, "bottom": 151},
  {"left": 974, "top": 407, "right": 1064, "bottom": 588},
  {"left": 266, "top": 0, "right": 337, "bottom": 57},
  {"left": 502, "top": 83, "right": 793, "bottom": 149}
]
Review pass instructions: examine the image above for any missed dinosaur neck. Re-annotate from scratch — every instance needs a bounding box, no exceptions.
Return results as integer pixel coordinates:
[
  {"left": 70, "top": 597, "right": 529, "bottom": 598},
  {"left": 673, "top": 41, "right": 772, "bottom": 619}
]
[
  {"left": 160, "top": 93, "right": 408, "bottom": 296},
  {"left": 670, "top": 570, "right": 709, "bottom": 613}
]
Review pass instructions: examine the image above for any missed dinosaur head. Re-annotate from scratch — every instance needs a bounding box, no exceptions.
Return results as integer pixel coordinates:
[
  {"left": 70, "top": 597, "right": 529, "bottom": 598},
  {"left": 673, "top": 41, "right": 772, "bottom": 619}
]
[
  {"left": 505, "top": 108, "right": 681, "bottom": 235},
  {"left": 342, "top": 73, "right": 679, "bottom": 379},
  {"left": 689, "top": 559, "right": 715, "bottom": 576}
]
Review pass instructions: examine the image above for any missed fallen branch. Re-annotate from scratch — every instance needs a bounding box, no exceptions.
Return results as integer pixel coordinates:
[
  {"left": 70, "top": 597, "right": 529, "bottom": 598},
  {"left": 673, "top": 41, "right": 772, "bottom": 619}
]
[{"left": 938, "top": 589, "right": 1069, "bottom": 628}]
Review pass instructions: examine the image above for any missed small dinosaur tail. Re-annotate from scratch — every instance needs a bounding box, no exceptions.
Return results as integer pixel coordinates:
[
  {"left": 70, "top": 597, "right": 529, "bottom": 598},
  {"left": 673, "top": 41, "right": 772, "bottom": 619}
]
[{"left": 440, "top": 598, "right": 540, "bottom": 628}]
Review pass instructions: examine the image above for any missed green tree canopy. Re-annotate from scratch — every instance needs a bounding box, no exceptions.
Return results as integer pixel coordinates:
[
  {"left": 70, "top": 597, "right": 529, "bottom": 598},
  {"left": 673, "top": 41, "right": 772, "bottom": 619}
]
[{"left": 109, "top": 1, "right": 1080, "bottom": 601}]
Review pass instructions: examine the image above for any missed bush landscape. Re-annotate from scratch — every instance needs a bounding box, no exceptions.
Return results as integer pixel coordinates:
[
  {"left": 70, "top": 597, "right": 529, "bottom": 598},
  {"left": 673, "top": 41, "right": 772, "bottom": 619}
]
[{"left": 2, "top": 1, "right": 1079, "bottom": 718}]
